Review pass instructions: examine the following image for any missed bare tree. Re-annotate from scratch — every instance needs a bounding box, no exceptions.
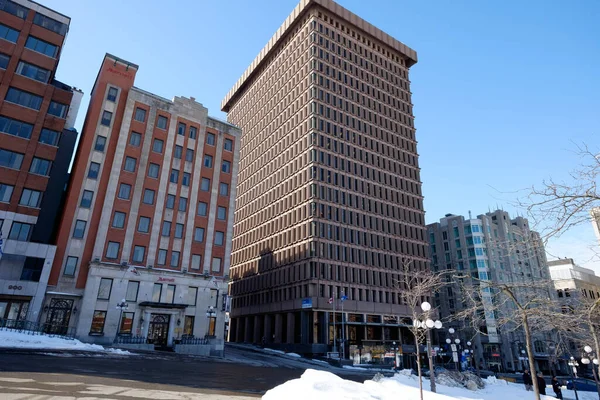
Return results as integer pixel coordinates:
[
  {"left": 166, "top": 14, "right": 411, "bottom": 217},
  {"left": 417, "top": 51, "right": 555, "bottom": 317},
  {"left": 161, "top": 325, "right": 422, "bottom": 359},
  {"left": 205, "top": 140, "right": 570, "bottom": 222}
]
[{"left": 395, "top": 259, "right": 446, "bottom": 400}]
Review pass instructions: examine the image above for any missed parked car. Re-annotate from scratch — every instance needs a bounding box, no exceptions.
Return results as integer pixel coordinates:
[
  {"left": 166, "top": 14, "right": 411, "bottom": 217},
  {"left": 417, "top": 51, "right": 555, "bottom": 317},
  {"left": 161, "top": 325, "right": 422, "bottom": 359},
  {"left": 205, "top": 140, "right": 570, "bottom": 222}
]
[{"left": 566, "top": 378, "right": 598, "bottom": 392}]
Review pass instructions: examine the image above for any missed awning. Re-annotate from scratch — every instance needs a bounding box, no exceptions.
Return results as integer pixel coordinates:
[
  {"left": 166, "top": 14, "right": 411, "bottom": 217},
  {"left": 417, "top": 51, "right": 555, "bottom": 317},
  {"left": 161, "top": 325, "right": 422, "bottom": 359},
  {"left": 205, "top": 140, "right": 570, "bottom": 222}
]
[{"left": 138, "top": 301, "right": 187, "bottom": 309}]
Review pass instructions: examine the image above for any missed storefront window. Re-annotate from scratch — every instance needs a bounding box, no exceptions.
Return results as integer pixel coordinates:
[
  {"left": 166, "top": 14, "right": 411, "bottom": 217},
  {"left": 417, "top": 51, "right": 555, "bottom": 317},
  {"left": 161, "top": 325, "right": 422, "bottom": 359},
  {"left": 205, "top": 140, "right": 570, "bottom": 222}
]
[
  {"left": 90, "top": 311, "right": 106, "bottom": 334},
  {"left": 119, "top": 312, "right": 134, "bottom": 334},
  {"left": 208, "top": 316, "right": 216, "bottom": 336},
  {"left": 184, "top": 316, "right": 194, "bottom": 336}
]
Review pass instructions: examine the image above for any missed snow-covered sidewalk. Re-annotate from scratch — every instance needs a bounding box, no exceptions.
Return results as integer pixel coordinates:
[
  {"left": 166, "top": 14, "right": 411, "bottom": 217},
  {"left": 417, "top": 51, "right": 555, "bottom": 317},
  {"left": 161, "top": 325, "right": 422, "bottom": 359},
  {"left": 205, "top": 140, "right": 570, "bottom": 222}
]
[
  {"left": 0, "top": 329, "right": 130, "bottom": 354},
  {"left": 263, "top": 368, "right": 596, "bottom": 400}
]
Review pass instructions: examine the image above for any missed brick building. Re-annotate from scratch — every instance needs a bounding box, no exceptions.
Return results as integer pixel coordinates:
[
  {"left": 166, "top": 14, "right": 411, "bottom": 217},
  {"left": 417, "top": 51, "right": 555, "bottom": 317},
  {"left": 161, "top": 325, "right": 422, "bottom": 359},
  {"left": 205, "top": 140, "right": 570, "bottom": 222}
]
[
  {"left": 0, "top": 0, "right": 81, "bottom": 323},
  {"left": 46, "top": 53, "right": 240, "bottom": 355},
  {"left": 222, "top": 0, "right": 427, "bottom": 359}
]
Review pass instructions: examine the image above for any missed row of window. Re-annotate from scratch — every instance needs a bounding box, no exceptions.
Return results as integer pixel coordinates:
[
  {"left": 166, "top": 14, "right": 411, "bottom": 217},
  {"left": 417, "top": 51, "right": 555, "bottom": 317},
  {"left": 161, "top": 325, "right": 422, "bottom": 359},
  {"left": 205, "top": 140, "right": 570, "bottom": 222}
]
[
  {"left": 4, "top": 87, "right": 68, "bottom": 117},
  {"left": 0, "top": 55, "right": 52, "bottom": 83},
  {"left": 0, "top": 115, "right": 60, "bottom": 145},
  {"left": 0, "top": 184, "right": 42, "bottom": 207},
  {"left": 0, "top": 23, "right": 59, "bottom": 58},
  {"left": 0, "top": 148, "right": 52, "bottom": 175}
]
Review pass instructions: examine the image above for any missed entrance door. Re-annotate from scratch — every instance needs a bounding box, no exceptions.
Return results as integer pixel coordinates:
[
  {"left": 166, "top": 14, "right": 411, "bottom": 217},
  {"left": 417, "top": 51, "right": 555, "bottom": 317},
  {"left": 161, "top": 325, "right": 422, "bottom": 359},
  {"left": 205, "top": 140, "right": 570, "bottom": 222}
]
[
  {"left": 44, "top": 299, "right": 73, "bottom": 334},
  {"left": 148, "top": 314, "right": 170, "bottom": 349}
]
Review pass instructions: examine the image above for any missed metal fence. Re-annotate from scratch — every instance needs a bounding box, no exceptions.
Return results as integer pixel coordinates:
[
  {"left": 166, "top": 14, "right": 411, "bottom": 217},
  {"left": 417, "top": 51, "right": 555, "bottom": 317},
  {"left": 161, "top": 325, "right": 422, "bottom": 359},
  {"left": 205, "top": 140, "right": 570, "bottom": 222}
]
[
  {"left": 114, "top": 335, "right": 147, "bottom": 345},
  {"left": 0, "top": 318, "right": 75, "bottom": 339},
  {"left": 179, "top": 336, "right": 209, "bottom": 345}
]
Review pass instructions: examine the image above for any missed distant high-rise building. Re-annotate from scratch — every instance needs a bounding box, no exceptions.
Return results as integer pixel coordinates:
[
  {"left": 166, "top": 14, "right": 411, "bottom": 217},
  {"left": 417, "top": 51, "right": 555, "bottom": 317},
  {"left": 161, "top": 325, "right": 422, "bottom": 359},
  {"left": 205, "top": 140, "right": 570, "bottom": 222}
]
[
  {"left": 427, "top": 210, "right": 552, "bottom": 373},
  {"left": 0, "top": 0, "right": 81, "bottom": 322},
  {"left": 46, "top": 53, "right": 240, "bottom": 354},
  {"left": 222, "top": 0, "right": 426, "bottom": 359},
  {"left": 590, "top": 207, "right": 600, "bottom": 246}
]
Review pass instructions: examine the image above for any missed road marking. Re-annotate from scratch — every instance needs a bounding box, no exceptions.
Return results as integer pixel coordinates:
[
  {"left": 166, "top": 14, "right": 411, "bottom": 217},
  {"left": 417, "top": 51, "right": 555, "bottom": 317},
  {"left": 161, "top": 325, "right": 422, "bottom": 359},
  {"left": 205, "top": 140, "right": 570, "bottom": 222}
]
[{"left": 0, "top": 377, "right": 35, "bottom": 383}]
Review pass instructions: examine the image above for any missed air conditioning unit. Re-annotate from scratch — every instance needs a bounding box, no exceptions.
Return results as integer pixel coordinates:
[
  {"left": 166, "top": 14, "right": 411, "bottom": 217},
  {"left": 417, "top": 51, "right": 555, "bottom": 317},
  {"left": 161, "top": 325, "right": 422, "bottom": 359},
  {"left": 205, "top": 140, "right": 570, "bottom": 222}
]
[{"left": 203, "top": 272, "right": 210, "bottom": 278}]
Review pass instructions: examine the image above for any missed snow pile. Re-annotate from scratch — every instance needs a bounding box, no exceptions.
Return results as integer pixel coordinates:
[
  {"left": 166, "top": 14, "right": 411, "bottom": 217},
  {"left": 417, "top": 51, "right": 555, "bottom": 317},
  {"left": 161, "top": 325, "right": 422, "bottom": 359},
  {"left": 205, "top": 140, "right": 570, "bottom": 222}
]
[
  {"left": 286, "top": 352, "right": 302, "bottom": 358},
  {"left": 0, "top": 329, "right": 130, "bottom": 354},
  {"left": 263, "top": 348, "right": 286, "bottom": 355}
]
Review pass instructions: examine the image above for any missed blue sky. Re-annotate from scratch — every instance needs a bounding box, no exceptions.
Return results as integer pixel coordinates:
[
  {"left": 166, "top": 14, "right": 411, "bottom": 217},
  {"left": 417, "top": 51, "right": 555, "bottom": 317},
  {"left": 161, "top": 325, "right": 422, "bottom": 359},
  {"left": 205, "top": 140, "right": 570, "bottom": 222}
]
[{"left": 44, "top": 0, "right": 600, "bottom": 271}]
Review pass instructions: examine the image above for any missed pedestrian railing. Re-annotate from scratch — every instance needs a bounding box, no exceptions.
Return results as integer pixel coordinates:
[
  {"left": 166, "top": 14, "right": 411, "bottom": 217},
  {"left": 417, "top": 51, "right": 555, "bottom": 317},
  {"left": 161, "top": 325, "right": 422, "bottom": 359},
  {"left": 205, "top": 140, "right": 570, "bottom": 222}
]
[
  {"left": 114, "top": 335, "right": 147, "bottom": 344},
  {"left": 0, "top": 318, "right": 75, "bottom": 339},
  {"left": 179, "top": 336, "right": 209, "bottom": 345}
]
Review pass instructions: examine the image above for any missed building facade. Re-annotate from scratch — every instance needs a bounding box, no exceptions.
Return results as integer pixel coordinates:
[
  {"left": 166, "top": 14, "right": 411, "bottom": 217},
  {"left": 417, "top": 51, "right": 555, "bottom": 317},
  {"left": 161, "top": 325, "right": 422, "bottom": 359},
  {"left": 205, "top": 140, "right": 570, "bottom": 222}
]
[
  {"left": 222, "top": 0, "right": 427, "bottom": 359},
  {"left": 427, "top": 210, "right": 553, "bottom": 373},
  {"left": 0, "top": 0, "right": 81, "bottom": 324},
  {"left": 45, "top": 53, "right": 240, "bottom": 355}
]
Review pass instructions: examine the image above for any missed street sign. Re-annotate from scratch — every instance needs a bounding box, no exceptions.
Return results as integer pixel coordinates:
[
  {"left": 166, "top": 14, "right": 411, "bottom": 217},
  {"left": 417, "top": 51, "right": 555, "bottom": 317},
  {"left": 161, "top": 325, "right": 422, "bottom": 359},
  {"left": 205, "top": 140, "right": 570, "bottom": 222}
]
[
  {"left": 431, "top": 349, "right": 437, "bottom": 357},
  {"left": 452, "top": 352, "right": 459, "bottom": 362},
  {"left": 450, "top": 344, "right": 457, "bottom": 352},
  {"left": 301, "top": 298, "right": 312, "bottom": 309}
]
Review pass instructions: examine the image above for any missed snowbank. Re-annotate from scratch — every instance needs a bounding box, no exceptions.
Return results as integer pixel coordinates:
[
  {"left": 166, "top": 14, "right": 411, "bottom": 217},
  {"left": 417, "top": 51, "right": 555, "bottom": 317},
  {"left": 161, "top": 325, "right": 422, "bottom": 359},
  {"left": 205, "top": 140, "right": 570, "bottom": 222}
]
[
  {"left": 263, "top": 368, "right": 595, "bottom": 400},
  {"left": 0, "top": 330, "right": 130, "bottom": 354}
]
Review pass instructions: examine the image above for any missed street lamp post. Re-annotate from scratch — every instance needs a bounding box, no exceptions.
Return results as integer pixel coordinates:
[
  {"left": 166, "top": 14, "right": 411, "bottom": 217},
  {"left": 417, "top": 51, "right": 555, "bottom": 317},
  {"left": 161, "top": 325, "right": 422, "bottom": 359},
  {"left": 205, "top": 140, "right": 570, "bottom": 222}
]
[
  {"left": 205, "top": 306, "right": 216, "bottom": 338},
  {"left": 391, "top": 341, "right": 399, "bottom": 371},
  {"left": 115, "top": 299, "right": 128, "bottom": 341},
  {"left": 446, "top": 328, "right": 461, "bottom": 371},
  {"left": 582, "top": 345, "right": 600, "bottom": 400},
  {"left": 417, "top": 301, "right": 443, "bottom": 393},
  {"left": 568, "top": 356, "right": 580, "bottom": 400}
]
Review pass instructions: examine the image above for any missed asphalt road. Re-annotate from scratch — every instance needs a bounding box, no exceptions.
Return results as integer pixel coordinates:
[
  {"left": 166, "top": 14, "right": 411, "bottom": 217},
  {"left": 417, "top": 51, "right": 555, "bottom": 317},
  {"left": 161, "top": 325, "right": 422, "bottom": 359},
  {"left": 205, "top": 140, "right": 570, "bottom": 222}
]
[{"left": 0, "top": 345, "right": 378, "bottom": 398}]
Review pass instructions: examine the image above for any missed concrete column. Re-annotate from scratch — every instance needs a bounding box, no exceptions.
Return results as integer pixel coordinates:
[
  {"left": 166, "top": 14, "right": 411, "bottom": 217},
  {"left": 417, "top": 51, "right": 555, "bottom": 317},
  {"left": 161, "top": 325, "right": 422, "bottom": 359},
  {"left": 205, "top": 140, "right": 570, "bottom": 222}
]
[
  {"left": 274, "top": 313, "right": 283, "bottom": 343},
  {"left": 300, "top": 311, "right": 309, "bottom": 344},
  {"left": 142, "top": 311, "right": 151, "bottom": 338},
  {"left": 167, "top": 314, "right": 176, "bottom": 346},
  {"left": 264, "top": 314, "right": 272, "bottom": 343},
  {"left": 286, "top": 312, "right": 295, "bottom": 343},
  {"left": 253, "top": 315, "right": 262, "bottom": 343},
  {"left": 243, "top": 316, "right": 251, "bottom": 343}
]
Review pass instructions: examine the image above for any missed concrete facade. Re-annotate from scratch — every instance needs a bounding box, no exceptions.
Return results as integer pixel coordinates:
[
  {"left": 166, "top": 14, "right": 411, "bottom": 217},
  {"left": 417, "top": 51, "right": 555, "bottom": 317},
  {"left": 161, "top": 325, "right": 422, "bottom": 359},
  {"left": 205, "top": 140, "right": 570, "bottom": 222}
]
[
  {"left": 222, "top": 0, "right": 426, "bottom": 360},
  {"left": 0, "top": 0, "right": 80, "bottom": 325}
]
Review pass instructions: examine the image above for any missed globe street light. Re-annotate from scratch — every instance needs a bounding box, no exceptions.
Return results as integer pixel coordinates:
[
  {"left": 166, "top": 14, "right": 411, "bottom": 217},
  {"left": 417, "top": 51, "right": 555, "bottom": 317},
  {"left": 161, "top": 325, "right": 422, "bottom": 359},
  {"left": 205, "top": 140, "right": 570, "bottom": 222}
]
[
  {"left": 415, "top": 301, "right": 442, "bottom": 394},
  {"left": 583, "top": 345, "right": 600, "bottom": 400}
]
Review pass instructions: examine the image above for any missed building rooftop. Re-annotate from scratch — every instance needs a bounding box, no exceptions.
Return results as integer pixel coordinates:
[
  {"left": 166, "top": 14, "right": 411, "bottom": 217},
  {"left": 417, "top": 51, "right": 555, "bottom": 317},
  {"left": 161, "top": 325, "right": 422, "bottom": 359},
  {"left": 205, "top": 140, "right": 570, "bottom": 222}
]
[
  {"left": 221, "top": 0, "right": 418, "bottom": 112},
  {"left": 14, "top": 0, "right": 71, "bottom": 24}
]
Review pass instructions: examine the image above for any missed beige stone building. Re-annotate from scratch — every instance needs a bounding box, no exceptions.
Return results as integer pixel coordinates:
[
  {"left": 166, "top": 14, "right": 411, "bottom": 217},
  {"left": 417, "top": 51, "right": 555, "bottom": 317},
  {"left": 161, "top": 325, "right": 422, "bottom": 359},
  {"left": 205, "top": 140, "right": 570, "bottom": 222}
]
[{"left": 222, "top": 0, "right": 427, "bottom": 359}]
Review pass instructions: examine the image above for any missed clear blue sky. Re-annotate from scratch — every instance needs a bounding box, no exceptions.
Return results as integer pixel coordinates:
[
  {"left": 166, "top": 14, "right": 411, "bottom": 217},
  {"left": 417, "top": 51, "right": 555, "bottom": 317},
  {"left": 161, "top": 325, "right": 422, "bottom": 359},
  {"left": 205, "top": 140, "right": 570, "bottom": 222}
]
[{"left": 44, "top": 0, "right": 600, "bottom": 271}]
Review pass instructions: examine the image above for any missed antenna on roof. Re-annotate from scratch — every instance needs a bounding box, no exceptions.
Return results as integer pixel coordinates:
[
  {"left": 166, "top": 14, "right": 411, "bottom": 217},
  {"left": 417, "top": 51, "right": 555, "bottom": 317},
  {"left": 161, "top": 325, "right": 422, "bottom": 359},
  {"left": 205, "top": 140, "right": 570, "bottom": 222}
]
[{"left": 468, "top": 210, "right": 472, "bottom": 219}]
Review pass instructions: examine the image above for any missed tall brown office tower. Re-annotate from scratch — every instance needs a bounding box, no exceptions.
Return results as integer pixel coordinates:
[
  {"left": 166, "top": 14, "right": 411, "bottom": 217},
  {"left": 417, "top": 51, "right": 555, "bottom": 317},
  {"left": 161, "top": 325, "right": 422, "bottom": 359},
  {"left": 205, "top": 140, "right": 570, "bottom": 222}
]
[{"left": 222, "top": 0, "right": 426, "bottom": 359}]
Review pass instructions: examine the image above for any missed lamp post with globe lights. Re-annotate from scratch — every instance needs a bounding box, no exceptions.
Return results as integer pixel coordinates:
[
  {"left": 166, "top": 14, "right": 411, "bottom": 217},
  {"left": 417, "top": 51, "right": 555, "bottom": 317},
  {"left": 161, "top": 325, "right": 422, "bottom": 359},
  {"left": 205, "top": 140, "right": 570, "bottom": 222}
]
[
  {"left": 411, "top": 301, "right": 443, "bottom": 397},
  {"left": 446, "top": 327, "right": 461, "bottom": 371},
  {"left": 568, "top": 356, "right": 580, "bottom": 400},
  {"left": 582, "top": 345, "right": 600, "bottom": 399}
]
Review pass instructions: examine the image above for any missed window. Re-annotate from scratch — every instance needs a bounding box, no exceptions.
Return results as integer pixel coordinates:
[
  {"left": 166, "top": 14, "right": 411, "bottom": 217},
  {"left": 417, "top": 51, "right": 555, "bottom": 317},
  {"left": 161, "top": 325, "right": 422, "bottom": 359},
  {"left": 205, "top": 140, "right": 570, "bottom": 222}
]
[
  {"left": 152, "top": 139, "right": 164, "bottom": 153},
  {"left": 88, "top": 162, "right": 100, "bottom": 179},
  {"left": 148, "top": 163, "right": 160, "bottom": 178},
  {"left": 0, "top": 183, "right": 14, "bottom": 202},
  {"left": 166, "top": 284, "right": 176, "bottom": 303},
  {"left": 73, "top": 220, "right": 86, "bottom": 238},
  {"left": 124, "top": 156, "right": 136, "bottom": 172},
  {"left": 219, "top": 182, "right": 229, "bottom": 196},
  {"left": 129, "top": 131, "right": 141, "bottom": 146},
  {"left": 166, "top": 195, "right": 175, "bottom": 209},
  {"left": 171, "top": 251, "right": 180, "bottom": 267},
  {"left": 157, "top": 115, "right": 167, "bottom": 129},
  {"left": 64, "top": 256, "right": 78, "bottom": 276},
  {"left": 0, "top": 1, "right": 28, "bottom": 19},
  {"left": 207, "top": 314, "right": 216, "bottom": 336},
  {"left": 217, "top": 206, "right": 227, "bottom": 220},
  {"left": 19, "top": 188, "right": 42, "bottom": 207},
  {"left": 9, "top": 222, "right": 32, "bottom": 241},
  {"left": 182, "top": 172, "right": 191, "bottom": 186},
  {"left": 142, "top": 189, "right": 155, "bottom": 205},
  {"left": 33, "top": 13, "right": 67, "bottom": 35},
  {"left": 201, "top": 178, "right": 210, "bottom": 191},
  {"left": 90, "top": 311, "right": 107, "bottom": 334},
  {"left": 97, "top": 278, "right": 113, "bottom": 299},
  {"left": 170, "top": 169, "right": 179, "bottom": 183},
  {"left": 29, "top": 157, "right": 52, "bottom": 175},
  {"left": 177, "top": 123, "right": 186, "bottom": 136},
  {"left": 134, "top": 108, "right": 146, "bottom": 122},
  {"left": 94, "top": 136, "right": 107, "bottom": 152},
  {"left": 194, "top": 227, "right": 205, "bottom": 242},
  {"left": 138, "top": 216, "right": 151, "bottom": 233},
  {"left": 174, "top": 145, "right": 183, "bottom": 160},
  {"left": 184, "top": 316, "right": 194, "bottom": 336},
  {"left": 178, "top": 197, "right": 187, "bottom": 212},
  {"left": 191, "top": 254, "right": 202, "bottom": 270},
  {"left": 185, "top": 149, "right": 194, "bottom": 162},
  {"left": 189, "top": 126, "right": 197, "bottom": 139},
  {"left": 157, "top": 249, "right": 167, "bottom": 266},
  {"left": 197, "top": 202, "right": 208, "bottom": 216},
  {"left": 106, "top": 241, "right": 120, "bottom": 259},
  {"left": 107, "top": 87, "right": 118, "bottom": 102},
  {"left": 204, "top": 155, "right": 213, "bottom": 168},
  {"left": 48, "top": 101, "right": 68, "bottom": 118},
  {"left": 175, "top": 223, "right": 184, "bottom": 239},
  {"left": 0, "top": 53, "right": 8, "bottom": 69},
  {"left": 132, "top": 246, "right": 145, "bottom": 263},
  {"left": 206, "top": 133, "right": 215, "bottom": 145},
  {"left": 5, "top": 88, "right": 42, "bottom": 110},
  {"left": 126, "top": 280, "right": 139, "bottom": 301},
  {"left": 211, "top": 257, "right": 222, "bottom": 273},
  {"left": 119, "top": 312, "right": 134, "bottom": 334},
  {"left": 222, "top": 160, "right": 231, "bottom": 173},
  {"left": 112, "top": 211, "right": 126, "bottom": 228},
  {"left": 161, "top": 221, "right": 171, "bottom": 236},
  {"left": 0, "top": 148, "right": 24, "bottom": 169},
  {"left": 224, "top": 139, "right": 233, "bottom": 151},
  {"left": 215, "top": 231, "right": 224, "bottom": 246},
  {"left": 187, "top": 287, "right": 198, "bottom": 306},
  {"left": 80, "top": 191, "right": 93, "bottom": 209},
  {"left": 0, "top": 116, "right": 33, "bottom": 139},
  {"left": 16, "top": 61, "right": 50, "bottom": 83},
  {"left": 152, "top": 283, "right": 162, "bottom": 302},
  {"left": 39, "top": 128, "right": 60, "bottom": 146},
  {"left": 118, "top": 183, "right": 131, "bottom": 199},
  {"left": 0, "top": 23, "right": 19, "bottom": 43}
]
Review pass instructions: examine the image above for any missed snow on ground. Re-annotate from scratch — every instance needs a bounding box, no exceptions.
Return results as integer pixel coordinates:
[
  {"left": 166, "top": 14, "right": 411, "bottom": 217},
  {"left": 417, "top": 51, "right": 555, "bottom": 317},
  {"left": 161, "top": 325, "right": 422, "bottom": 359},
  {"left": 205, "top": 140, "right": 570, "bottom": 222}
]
[
  {"left": 263, "top": 368, "right": 596, "bottom": 400},
  {"left": 0, "top": 329, "right": 130, "bottom": 354},
  {"left": 263, "top": 348, "right": 286, "bottom": 355},
  {"left": 286, "top": 352, "right": 302, "bottom": 358}
]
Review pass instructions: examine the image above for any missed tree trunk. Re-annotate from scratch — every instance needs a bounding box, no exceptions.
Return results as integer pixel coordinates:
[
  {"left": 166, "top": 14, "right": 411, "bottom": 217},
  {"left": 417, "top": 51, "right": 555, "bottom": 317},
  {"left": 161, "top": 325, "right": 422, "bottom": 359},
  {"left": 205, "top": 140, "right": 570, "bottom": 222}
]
[
  {"left": 590, "top": 323, "right": 600, "bottom": 400},
  {"left": 414, "top": 331, "right": 423, "bottom": 400},
  {"left": 523, "top": 314, "right": 541, "bottom": 400}
]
